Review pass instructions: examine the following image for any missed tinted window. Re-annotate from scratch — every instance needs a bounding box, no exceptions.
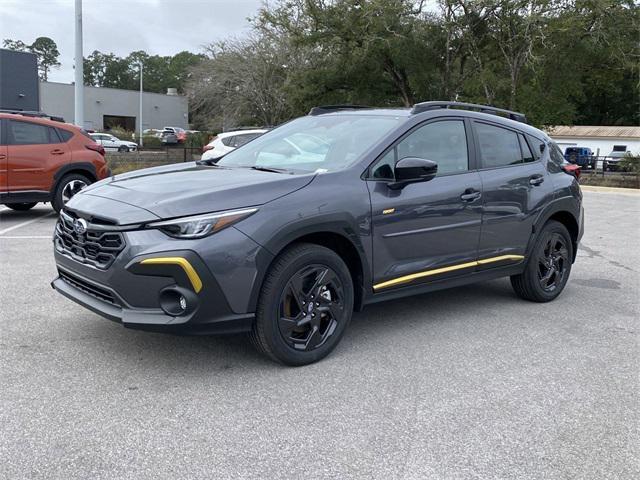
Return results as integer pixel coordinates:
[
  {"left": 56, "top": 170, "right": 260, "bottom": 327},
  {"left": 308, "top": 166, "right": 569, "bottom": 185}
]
[
  {"left": 518, "top": 133, "right": 535, "bottom": 163},
  {"left": 526, "top": 135, "right": 545, "bottom": 161},
  {"left": 48, "top": 127, "right": 62, "bottom": 143},
  {"left": 549, "top": 143, "right": 565, "bottom": 165},
  {"left": 221, "top": 136, "right": 235, "bottom": 147},
  {"left": 396, "top": 120, "right": 468, "bottom": 175},
  {"left": 371, "top": 149, "right": 396, "bottom": 179},
  {"left": 58, "top": 129, "right": 73, "bottom": 142},
  {"left": 9, "top": 120, "right": 51, "bottom": 145},
  {"left": 475, "top": 123, "right": 522, "bottom": 168},
  {"left": 234, "top": 134, "right": 258, "bottom": 147}
]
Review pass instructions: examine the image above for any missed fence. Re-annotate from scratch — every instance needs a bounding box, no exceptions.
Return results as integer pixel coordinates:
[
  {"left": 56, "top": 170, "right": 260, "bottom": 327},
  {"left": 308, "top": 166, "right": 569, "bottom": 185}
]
[{"left": 106, "top": 146, "right": 202, "bottom": 175}]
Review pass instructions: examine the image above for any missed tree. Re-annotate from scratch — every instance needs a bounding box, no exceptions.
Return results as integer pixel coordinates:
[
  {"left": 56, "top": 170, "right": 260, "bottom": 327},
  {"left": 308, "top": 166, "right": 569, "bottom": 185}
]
[
  {"left": 3, "top": 36, "right": 61, "bottom": 80},
  {"left": 187, "top": 33, "right": 299, "bottom": 129}
]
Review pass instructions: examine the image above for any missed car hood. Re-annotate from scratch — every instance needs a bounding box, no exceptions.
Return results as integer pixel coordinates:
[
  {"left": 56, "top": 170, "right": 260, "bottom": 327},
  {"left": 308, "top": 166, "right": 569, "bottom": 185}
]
[{"left": 69, "top": 162, "right": 314, "bottom": 222}]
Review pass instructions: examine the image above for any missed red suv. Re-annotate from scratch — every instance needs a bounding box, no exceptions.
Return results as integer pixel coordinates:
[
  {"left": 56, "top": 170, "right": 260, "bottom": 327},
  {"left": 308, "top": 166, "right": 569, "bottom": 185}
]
[{"left": 0, "top": 111, "right": 110, "bottom": 212}]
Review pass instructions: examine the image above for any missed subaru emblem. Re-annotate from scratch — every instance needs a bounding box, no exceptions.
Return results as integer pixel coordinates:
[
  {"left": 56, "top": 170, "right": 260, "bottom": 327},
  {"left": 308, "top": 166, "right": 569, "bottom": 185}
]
[{"left": 73, "top": 218, "right": 88, "bottom": 235}]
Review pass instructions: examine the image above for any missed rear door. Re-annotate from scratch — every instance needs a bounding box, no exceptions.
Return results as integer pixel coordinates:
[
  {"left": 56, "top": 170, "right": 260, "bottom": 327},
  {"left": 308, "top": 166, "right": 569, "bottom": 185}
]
[
  {"left": 7, "top": 119, "right": 71, "bottom": 193},
  {"left": 472, "top": 120, "right": 554, "bottom": 268},
  {"left": 367, "top": 118, "right": 483, "bottom": 291}
]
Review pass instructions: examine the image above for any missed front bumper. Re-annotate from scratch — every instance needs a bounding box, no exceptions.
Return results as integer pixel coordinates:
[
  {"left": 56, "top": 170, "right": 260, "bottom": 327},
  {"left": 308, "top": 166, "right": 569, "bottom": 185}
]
[{"left": 52, "top": 225, "right": 272, "bottom": 335}]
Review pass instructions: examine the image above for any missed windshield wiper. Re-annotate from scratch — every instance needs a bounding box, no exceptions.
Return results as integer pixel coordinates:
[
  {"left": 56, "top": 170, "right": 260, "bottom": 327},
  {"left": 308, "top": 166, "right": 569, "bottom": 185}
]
[
  {"left": 196, "top": 158, "right": 223, "bottom": 166},
  {"left": 248, "top": 166, "right": 290, "bottom": 174}
]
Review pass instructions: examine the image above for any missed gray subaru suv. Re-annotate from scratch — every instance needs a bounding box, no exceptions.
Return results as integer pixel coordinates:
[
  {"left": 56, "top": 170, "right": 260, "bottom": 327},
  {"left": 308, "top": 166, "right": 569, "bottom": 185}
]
[{"left": 52, "top": 102, "right": 584, "bottom": 365}]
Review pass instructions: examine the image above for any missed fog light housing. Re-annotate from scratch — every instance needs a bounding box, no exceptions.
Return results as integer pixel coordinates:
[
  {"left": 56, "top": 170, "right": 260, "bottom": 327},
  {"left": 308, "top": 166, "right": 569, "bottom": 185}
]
[{"left": 159, "top": 287, "right": 197, "bottom": 317}]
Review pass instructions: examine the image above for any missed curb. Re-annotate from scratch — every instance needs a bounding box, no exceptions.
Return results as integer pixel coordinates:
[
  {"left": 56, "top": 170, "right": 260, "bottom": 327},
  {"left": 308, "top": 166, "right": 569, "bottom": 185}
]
[{"left": 581, "top": 185, "right": 640, "bottom": 195}]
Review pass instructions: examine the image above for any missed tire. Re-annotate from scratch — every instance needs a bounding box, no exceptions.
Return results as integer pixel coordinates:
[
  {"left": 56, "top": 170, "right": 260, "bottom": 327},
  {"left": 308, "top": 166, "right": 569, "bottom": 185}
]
[
  {"left": 52, "top": 173, "right": 91, "bottom": 212},
  {"left": 510, "top": 220, "right": 573, "bottom": 302},
  {"left": 118, "top": 145, "right": 129, "bottom": 152},
  {"left": 4, "top": 202, "right": 37, "bottom": 211},
  {"left": 250, "top": 243, "right": 354, "bottom": 366}
]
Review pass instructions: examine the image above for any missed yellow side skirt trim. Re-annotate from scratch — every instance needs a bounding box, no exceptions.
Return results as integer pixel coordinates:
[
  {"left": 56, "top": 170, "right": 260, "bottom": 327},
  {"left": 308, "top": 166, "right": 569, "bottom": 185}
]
[
  {"left": 140, "top": 257, "right": 203, "bottom": 293},
  {"left": 373, "top": 254, "right": 524, "bottom": 291}
]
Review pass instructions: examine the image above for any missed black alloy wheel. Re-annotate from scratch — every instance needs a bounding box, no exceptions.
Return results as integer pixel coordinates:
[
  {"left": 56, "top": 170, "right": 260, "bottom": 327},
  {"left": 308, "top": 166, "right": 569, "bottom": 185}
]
[
  {"left": 537, "top": 233, "right": 569, "bottom": 293},
  {"left": 251, "top": 243, "right": 354, "bottom": 366},
  {"left": 278, "top": 264, "right": 345, "bottom": 351},
  {"left": 511, "top": 220, "right": 573, "bottom": 302}
]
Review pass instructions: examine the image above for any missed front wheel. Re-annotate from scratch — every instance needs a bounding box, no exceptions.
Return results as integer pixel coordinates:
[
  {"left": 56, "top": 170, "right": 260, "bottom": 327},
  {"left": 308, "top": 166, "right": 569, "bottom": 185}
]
[
  {"left": 118, "top": 145, "right": 129, "bottom": 152},
  {"left": 52, "top": 173, "right": 90, "bottom": 212},
  {"left": 4, "top": 202, "right": 37, "bottom": 211},
  {"left": 511, "top": 220, "right": 573, "bottom": 302},
  {"left": 250, "top": 243, "right": 354, "bottom": 366}
]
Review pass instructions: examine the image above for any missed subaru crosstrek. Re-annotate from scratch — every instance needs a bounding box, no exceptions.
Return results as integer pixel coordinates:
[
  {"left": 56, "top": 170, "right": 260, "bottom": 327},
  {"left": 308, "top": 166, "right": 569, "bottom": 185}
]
[
  {"left": 1, "top": 111, "right": 109, "bottom": 212},
  {"left": 51, "top": 102, "right": 584, "bottom": 365}
]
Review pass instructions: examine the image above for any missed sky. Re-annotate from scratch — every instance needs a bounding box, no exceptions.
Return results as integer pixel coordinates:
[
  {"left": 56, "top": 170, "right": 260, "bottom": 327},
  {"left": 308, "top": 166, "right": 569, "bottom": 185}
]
[{"left": 0, "top": 0, "right": 265, "bottom": 83}]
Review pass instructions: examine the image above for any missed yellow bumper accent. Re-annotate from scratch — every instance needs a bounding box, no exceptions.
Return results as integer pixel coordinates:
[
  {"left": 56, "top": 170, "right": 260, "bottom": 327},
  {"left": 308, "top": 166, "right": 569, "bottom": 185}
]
[
  {"left": 373, "top": 254, "right": 524, "bottom": 291},
  {"left": 140, "top": 257, "right": 203, "bottom": 293}
]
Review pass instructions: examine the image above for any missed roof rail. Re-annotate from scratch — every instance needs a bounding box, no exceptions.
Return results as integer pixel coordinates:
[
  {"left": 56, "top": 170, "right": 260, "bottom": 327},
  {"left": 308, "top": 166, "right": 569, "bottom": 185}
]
[
  {"left": 308, "top": 105, "right": 373, "bottom": 116},
  {"left": 410, "top": 101, "right": 527, "bottom": 124},
  {"left": 0, "top": 109, "right": 65, "bottom": 123}
]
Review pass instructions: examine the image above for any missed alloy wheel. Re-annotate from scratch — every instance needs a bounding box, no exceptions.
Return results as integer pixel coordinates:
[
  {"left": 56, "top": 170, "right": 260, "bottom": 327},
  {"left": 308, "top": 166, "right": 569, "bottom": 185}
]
[
  {"left": 537, "top": 233, "right": 569, "bottom": 292},
  {"left": 61, "top": 179, "right": 88, "bottom": 205},
  {"left": 278, "top": 264, "right": 345, "bottom": 351}
]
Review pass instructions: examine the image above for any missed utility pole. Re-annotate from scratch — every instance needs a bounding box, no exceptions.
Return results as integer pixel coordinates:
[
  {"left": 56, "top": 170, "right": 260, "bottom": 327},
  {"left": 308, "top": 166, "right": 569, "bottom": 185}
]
[
  {"left": 139, "top": 62, "right": 143, "bottom": 147},
  {"left": 74, "top": 0, "right": 84, "bottom": 127}
]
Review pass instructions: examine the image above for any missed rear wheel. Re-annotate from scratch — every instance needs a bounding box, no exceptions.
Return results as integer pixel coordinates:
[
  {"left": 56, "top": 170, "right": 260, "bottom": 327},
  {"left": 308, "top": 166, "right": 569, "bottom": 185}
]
[
  {"left": 511, "top": 220, "right": 573, "bottom": 302},
  {"left": 250, "top": 243, "right": 354, "bottom": 366},
  {"left": 4, "top": 202, "right": 37, "bottom": 211},
  {"left": 52, "top": 173, "right": 90, "bottom": 212}
]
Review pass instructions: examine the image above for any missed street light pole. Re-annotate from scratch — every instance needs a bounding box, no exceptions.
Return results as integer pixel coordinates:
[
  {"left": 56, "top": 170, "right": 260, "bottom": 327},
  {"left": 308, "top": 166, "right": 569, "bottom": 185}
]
[
  {"left": 139, "top": 62, "right": 143, "bottom": 147},
  {"left": 74, "top": 0, "right": 84, "bottom": 127}
]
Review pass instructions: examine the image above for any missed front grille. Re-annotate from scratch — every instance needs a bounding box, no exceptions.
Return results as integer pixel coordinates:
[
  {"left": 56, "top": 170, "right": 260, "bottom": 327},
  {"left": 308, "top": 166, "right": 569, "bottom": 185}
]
[
  {"left": 55, "top": 212, "right": 125, "bottom": 270},
  {"left": 58, "top": 269, "right": 117, "bottom": 305}
]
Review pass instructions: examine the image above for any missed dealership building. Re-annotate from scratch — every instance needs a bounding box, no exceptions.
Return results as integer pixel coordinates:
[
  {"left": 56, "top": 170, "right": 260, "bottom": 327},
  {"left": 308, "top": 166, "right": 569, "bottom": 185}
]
[
  {"left": 547, "top": 125, "right": 640, "bottom": 157},
  {"left": 0, "top": 48, "right": 188, "bottom": 131}
]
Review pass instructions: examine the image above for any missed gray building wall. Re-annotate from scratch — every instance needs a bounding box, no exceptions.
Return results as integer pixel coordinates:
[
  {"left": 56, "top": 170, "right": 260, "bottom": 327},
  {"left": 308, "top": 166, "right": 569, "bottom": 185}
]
[
  {"left": 39, "top": 81, "right": 188, "bottom": 131},
  {"left": 0, "top": 49, "right": 39, "bottom": 111}
]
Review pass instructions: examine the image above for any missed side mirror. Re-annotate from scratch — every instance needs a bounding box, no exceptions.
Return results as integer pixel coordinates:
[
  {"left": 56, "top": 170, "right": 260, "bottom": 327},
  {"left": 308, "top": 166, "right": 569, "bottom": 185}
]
[{"left": 388, "top": 157, "right": 438, "bottom": 190}]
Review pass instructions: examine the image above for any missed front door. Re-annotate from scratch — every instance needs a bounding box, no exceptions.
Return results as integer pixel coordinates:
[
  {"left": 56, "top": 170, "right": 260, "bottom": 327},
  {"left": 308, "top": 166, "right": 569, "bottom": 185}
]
[
  {"left": 366, "top": 118, "right": 483, "bottom": 292},
  {"left": 7, "top": 119, "right": 71, "bottom": 193}
]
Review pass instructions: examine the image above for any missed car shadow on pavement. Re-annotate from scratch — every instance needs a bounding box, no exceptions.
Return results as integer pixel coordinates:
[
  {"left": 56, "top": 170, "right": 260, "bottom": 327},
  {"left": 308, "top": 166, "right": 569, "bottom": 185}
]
[{"left": 76, "top": 278, "right": 521, "bottom": 371}]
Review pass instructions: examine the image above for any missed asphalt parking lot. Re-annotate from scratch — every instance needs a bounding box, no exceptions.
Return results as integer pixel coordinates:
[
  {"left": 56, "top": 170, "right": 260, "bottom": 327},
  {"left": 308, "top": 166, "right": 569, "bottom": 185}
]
[{"left": 1, "top": 189, "right": 638, "bottom": 480}]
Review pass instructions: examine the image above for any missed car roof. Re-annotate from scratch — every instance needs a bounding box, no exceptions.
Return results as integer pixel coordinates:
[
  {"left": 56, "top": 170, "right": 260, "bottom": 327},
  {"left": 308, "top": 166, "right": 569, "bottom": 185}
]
[
  {"left": 0, "top": 112, "right": 82, "bottom": 133},
  {"left": 312, "top": 107, "right": 548, "bottom": 140},
  {"left": 218, "top": 129, "right": 268, "bottom": 137}
]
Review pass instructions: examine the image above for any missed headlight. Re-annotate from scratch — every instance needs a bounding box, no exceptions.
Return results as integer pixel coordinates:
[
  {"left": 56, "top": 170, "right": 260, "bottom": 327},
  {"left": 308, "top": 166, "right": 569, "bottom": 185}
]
[{"left": 147, "top": 208, "right": 257, "bottom": 239}]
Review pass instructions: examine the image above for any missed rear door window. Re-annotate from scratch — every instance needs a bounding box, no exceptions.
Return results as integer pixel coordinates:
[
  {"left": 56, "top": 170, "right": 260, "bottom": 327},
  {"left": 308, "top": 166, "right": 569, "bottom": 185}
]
[
  {"left": 518, "top": 133, "right": 535, "bottom": 163},
  {"left": 8, "top": 120, "right": 51, "bottom": 145},
  {"left": 475, "top": 122, "right": 522, "bottom": 168},
  {"left": 526, "top": 135, "right": 545, "bottom": 161}
]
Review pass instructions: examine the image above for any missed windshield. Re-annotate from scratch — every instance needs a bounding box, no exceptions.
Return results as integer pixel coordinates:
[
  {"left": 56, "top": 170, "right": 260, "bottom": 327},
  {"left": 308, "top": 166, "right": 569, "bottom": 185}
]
[{"left": 216, "top": 115, "right": 403, "bottom": 173}]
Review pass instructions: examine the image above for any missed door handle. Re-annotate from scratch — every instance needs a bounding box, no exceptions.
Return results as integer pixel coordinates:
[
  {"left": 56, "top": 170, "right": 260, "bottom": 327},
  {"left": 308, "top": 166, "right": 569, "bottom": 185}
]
[
  {"left": 0, "top": 154, "right": 6, "bottom": 160},
  {"left": 460, "top": 189, "right": 481, "bottom": 202},
  {"left": 529, "top": 175, "right": 544, "bottom": 186},
  {"left": 50, "top": 149, "right": 65, "bottom": 155}
]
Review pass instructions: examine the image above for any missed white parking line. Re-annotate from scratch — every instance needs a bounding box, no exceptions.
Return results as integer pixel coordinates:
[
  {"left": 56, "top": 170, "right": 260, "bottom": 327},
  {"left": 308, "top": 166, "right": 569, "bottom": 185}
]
[
  {"left": 0, "top": 212, "right": 55, "bottom": 236},
  {"left": 0, "top": 235, "right": 52, "bottom": 239}
]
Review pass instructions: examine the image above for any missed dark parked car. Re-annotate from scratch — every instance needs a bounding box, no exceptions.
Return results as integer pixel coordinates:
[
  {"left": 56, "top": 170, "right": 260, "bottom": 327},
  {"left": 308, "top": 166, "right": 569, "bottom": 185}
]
[{"left": 51, "top": 102, "right": 584, "bottom": 365}]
